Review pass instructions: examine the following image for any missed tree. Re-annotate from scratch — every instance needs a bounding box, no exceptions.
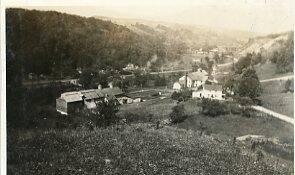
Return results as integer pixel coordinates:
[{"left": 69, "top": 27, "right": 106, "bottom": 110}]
[
  {"left": 78, "top": 69, "right": 94, "bottom": 88},
  {"left": 134, "top": 71, "right": 149, "bottom": 87},
  {"left": 169, "top": 104, "right": 187, "bottom": 123},
  {"left": 252, "top": 53, "right": 262, "bottom": 65},
  {"left": 234, "top": 53, "right": 252, "bottom": 74},
  {"left": 236, "top": 68, "right": 262, "bottom": 99},
  {"left": 154, "top": 75, "right": 167, "bottom": 86},
  {"left": 284, "top": 79, "right": 293, "bottom": 93},
  {"left": 192, "top": 63, "right": 199, "bottom": 72},
  {"left": 213, "top": 53, "right": 220, "bottom": 63}
]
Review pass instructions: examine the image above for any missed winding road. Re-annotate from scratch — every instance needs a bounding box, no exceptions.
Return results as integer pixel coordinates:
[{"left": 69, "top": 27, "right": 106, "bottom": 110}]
[
  {"left": 251, "top": 105, "right": 294, "bottom": 125},
  {"left": 259, "top": 75, "right": 294, "bottom": 83}
]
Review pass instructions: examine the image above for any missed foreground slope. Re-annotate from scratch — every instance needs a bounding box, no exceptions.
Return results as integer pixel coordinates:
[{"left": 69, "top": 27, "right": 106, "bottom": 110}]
[{"left": 8, "top": 124, "right": 291, "bottom": 174}]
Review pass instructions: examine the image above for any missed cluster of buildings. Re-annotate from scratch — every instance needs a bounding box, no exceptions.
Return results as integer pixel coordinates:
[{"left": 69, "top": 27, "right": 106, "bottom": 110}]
[
  {"left": 173, "top": 68, "right": 224, "bottom": 100},
  {"left": 56, "top": 84, "right": 140, "bottom": 115}
]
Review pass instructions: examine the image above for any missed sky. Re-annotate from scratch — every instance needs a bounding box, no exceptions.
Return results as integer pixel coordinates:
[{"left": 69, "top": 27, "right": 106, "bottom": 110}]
[{"left": 5, "top": 0, "right": 295, "bottom": 34}]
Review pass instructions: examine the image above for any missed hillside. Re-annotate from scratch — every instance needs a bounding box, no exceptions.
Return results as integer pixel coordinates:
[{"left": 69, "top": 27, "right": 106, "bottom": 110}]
[
  {"left": 238, "top": 31, "right": 294, "bottom": 74},
  {"left": 7, "top": 124, "right": 291, "bottom": 174},
  {"left": 6, "top": 8, "right": 185, "bottom": 81},
  {"left": 239, "top": 32, "right": 291, "bottom": 56},
  {"left": 95, "top": 16, "right": 256, "bottom": 49}
]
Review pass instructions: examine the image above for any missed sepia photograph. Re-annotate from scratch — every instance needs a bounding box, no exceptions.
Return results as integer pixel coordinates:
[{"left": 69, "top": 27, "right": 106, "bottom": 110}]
[{"left": 1, "top": 0, "right": 294, "bottom": 174}]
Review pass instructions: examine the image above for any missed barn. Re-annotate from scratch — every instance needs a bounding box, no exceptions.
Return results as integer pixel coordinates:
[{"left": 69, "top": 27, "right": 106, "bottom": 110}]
[{"left": 56, "top": 87, "right": 129, "bottom": 115}]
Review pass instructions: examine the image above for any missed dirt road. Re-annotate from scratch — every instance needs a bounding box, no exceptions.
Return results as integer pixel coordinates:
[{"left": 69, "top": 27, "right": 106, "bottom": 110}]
[
  {"left": 260, "top": 75, "right": 294, "bottom": 83},
  {"left": 251, "top": 105, "right": 294, "bottom": 125}
]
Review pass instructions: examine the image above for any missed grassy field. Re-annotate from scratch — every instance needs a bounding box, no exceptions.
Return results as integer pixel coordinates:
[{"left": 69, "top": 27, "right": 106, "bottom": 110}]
[
  {"left": 259, "top": 80, "right": 294, "bottom": 117},
  {"left": 7, "top": 124, "right": 292, "bottom": 174},
  {"left": 254, "top": 62, "right": 293, "bottom": 80},
  {"left": 252, "top": 62, "right": 294, "bottom": 117},
  {"left": 177, "top": 113, "right": 293, "bottom": 144},
  {"left": 119, "top": 98, "right": 293, "bottom": 144},
  {"left": 118, "top": 98, "right": 176, "bottom": 122}
]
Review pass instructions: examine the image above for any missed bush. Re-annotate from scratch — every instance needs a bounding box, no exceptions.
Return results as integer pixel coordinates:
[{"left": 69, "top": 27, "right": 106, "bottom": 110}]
[
  {"left": 283, "top": 79, "right": 293, "bottom": 93},
  {"left": 171, "top": 91, "right": 181, "bottom": 100},
  {"left": 200, "top": 99, "right": 229, "bottom": 117},
  {"left": 171, "top": 90, "right": 192, "bottom": 102},
  {"left": 241, "top": 106, "right": 256, "bottom": 118},
  {"left": 169, "top": 104, "right": 188, "bottom": 123},
  {"left": 235, "top": 96, "right": 254, "bottom": 106},
  {"left": 123, "top": 112, "right": 154, "bottom": 123},
  {"left": 228, "top": 103, "right": 242, "bottom": 114}
]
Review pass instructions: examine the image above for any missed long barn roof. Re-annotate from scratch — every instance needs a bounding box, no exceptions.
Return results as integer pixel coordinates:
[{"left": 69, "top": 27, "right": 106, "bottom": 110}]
[{"left": 59, "top": 87, "right": 124, "bottom": 103}]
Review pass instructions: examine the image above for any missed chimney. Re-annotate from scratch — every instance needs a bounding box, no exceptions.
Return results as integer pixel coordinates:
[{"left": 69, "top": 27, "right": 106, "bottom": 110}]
[
  {"left": 98, "top": 84, "right": 102, "bottom": 90},
  {"left": 185, "top": 72, "right": 188, "bottom": 88}
]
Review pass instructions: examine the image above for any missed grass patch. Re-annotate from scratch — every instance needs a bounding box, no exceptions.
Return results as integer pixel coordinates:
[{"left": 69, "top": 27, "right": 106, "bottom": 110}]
[
  {"left": 118, "top": 98, "right": 176, "bottom": 122},
  {"left": 254, "top": 62, "right": 293, "bottom": 80},
  {"left": 260, "top": 80, "right": 294, "bottom": 117}
]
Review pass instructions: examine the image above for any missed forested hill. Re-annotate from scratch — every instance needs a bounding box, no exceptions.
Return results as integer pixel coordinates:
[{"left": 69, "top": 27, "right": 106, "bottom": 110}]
[{"left": 6, "top": 8, "right": 176, "bottom": 80}]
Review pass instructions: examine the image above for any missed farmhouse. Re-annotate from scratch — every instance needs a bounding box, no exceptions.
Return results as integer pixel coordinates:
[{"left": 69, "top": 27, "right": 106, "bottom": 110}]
[
  {"left": 56, "top": 87, "right": 127, "bottom": 115},
  {"left": 173, "top": 69, "right": 208, "bottom": 90},
  {"left": 192, "top": 84, "right": 224, "bottom": 100}
]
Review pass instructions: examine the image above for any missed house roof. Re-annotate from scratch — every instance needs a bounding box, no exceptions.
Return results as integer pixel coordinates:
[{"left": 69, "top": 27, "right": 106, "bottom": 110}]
[
  {"left": 60, "top": 91, "right": 83, "bottom": 102},
  {"left": 188, "top": 72, "right": 208, "bottom": 81},
  {"left": 179, "top": 79, "right": 185, "bottom": 85},
  {"left": 204, "top": 84, "right": 223, "bottom": 91},
  {"left": 80, "top": 89, "right": 102, "bottom": 100},
  {"left": 59, "top": 87, "right": 124, "bottom": 103},
  {"left": 100, "top": 87, "right": 124, "bottom": 96}
]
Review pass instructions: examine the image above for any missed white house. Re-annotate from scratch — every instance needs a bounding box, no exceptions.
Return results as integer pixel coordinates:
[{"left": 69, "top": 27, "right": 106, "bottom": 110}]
[
  {"left": 192, "top": 84, "right": 224, "bottom": 100},
  {"left": 173, "top": 69, "right": 208, "bottom": 90}
]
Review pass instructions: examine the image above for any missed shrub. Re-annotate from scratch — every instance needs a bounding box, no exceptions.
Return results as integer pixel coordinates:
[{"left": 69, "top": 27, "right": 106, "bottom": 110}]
[
  {"left": 228, "top": 103, "right": 242, "bottom": 114},
  {"left": 123, "top": 112, "right": 154, "bottom": 123},
  {"left": 171, "top": 90, "right": 192, "bottom": 102},
  {"left": 169, "top": 104, "right": 187, "bottom": 123},
  {"left": 171, "top": 91, "right": 181, "bottom": 100},
  {"left": 241, "top": 106, "right": 256, "bottom": 118},
  {"left": 200, "top": 99, "right": 229, "bottom": 117},
  {"left": 235, "top": 96, "right": 254, "bottom": 106},
  {"left": 283, "top": 79, "right": 293, "bottom": 93}
]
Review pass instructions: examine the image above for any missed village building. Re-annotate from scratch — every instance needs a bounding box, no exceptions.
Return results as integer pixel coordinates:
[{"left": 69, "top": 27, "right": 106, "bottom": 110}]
[
  {"left": 192, "top": 84, "right": 224, "bottom": 100},
  {"left": 173, "top": 68, "right": 208, "bottom": 90},
  {"left": 56, "top": 91, "right": 84, "bottom": 115},
  {"left": 123, "top": 63, "right": 139, "bottom": 71}
]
